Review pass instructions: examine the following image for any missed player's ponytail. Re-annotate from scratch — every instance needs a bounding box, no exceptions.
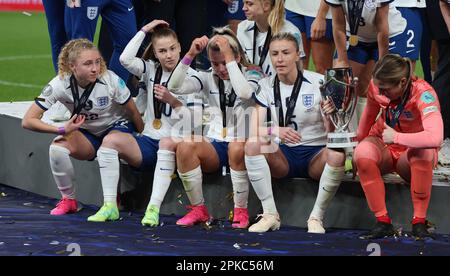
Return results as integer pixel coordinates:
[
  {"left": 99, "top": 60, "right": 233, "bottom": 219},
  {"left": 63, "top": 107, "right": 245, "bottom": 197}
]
[
  {"left": 265, "top": 0, "right": 285, "bottom": 35},
  {"left": 57, "top": 38, "right": 107, "bottom": 78}
]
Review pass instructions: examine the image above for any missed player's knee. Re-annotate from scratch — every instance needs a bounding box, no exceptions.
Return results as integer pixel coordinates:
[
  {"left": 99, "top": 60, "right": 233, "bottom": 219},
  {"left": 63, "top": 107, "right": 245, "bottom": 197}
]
[
  {"left": 354, "top": 141, "right": 380, "bottom": 165},
  {"left": 228, "top": 142, "right": 245, "bottom": 167},
  {"left": 101, "top": 133, "right": 124, "bottom": 150},
  {"left": 159, "top": 137, "right": 177, "bottom": 151},
  {"left": 326, "top": 148, "right": 346, "bottom": 165},
  {"left": 408, "top": 148, "right": 434, "bottom": 163},
  {"left": 176, "top": 141, "right": 197, "bottom": 161}
]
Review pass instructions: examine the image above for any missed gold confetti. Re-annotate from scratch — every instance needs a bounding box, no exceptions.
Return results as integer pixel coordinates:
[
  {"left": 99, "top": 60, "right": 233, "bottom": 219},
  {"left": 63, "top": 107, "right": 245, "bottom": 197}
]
[{"left": 228, "top": 210, "right": 234, "bottom": 222}]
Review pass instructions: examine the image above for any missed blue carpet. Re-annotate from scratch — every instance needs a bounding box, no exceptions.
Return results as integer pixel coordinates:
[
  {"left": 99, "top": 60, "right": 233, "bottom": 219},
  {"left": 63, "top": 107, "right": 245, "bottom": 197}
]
[{"left": 0, "top": 184, "right": 449, "bottom": 256}]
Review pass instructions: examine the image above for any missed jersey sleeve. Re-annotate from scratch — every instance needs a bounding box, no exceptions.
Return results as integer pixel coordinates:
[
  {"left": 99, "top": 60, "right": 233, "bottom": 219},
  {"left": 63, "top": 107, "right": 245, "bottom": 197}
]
[
  {"left": 110, "top": 71, "right": 132, "bottom": 105},
  {"left": 119, "top": 31, "right": 147, "bottom": 77},
  {"left": 394, "top": 89, "right": 443, "bottom": 148},
  {"left": 34, "top": 77, "right": 61, "bottom": 111},
  {"left": 226, "top": 61, "right": 264, "bottom": 100},
  {"left": 245, "top": 66, "right": 265, "bottom": 88},
  {"left": 167, "top": 62, "right": 204, "bottom": 95}
]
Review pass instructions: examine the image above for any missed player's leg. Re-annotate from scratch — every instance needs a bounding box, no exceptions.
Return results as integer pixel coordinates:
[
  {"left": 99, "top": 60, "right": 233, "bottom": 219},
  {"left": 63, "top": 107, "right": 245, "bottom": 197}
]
[
  {"left": 307, "top": 148, "right": 345, "bottom": 233},
  {"left": 142, "top": 136, "right": 183, "bottom": 226},
  {"left": 175, "top": 137, "right": 222, "bottom": 226},
  {"left": 49, "top": 130, "right": 97, "bottom": 215},
  {"left": 228, "top": 141, "right": 250, "bottom": 229}
]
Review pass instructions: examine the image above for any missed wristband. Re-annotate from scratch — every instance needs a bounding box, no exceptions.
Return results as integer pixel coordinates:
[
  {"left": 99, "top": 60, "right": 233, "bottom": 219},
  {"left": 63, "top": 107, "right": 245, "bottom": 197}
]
[
  {"left": 181, "top": 56, "right": 193, "bottom": 65},
  {"left": 57, "top": 126, "right": 66, "bottom": 135}
]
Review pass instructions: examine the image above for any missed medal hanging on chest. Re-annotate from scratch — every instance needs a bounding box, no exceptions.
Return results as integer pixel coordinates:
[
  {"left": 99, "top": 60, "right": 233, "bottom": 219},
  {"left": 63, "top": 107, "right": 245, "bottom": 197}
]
[
  {"left": 218, "top": 77, "right": 237, "bottom": 138},
  {"left": 152, "top": 64, "right": 175, "bottom": 130},
  {"left": 273, "top": 70, "right": 303, "bottom": 128},
  {"left": 69, "top": 75, "right": 97, "bottom": 118}
]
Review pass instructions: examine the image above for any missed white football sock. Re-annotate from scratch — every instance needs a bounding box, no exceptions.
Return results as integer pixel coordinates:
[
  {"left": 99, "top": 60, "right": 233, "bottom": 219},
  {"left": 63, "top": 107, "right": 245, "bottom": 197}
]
[
  {"left": 310, "top": 164, "right": 345, "bottom": 220},
  {"left": 245, "top": 155, "right": 277, "bottom": 214},
  {"left": 49, "top": 145, "right": 76, "bottom": 199},
  {"left": 97, "top": 147, "right": 120, "bottom": 204},
  {"left": 149, "top": 150, "right": 176, "bottom": 208},
  {"left": 230, "top": 168, "right": 249, "bottom": 208}
]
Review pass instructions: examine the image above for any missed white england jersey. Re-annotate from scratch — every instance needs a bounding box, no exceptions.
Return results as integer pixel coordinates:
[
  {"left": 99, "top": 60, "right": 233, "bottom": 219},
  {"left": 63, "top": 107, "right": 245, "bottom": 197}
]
[
  {"left": 36, "top": 70, "right": 131, "bottom": 136},
  {"left": 254, "top": 70, "right": 328, "bottom": 147},
  {"left": 237, "top": 19, "right": 305, "bottom": 76},
  {"left": 139, "top": 61, "right": 199, "bottom": 140},
  {"left": 392, "top": 0, "right": 426, "bottom": 8},
  {"left": 169, "top": 63, "right": 264, "bottom": 142},
  {"left": 325, "top": 0, "right": 407, "bottom": 43},
  {"left": 285, "top": 0, "right": 332, "bottom": 19},
  {"left": 120, "top": 30, "right": 200, "bottom": 140}
]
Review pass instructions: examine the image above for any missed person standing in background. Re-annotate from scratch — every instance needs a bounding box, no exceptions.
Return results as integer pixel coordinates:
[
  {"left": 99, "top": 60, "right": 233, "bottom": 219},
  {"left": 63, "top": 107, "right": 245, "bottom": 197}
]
[
  {"left": 65, "top": 0, "right": 137, "bottom": 83},
  {"left": 285, "top": 0, "right": 334, "bottom": 74}
]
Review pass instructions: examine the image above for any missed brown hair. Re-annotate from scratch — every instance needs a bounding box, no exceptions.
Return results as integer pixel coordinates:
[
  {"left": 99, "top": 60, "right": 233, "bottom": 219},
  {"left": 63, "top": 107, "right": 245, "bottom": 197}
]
[
  {"left": 57, "top": 38, "right": 107, "bottom": 78},
  {"left": 142, "top": 26, "right": 179, "bottom": 62},
  {"left": 207, "top": 26, "right": 252, "bottom": 67},
  {"left": 372, "top": 54, "right": 412, "bottom": 85}
]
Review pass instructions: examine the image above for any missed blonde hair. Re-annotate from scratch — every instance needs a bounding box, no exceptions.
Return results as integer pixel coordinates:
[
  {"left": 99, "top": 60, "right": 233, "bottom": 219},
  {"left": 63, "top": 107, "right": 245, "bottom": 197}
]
[
  {"left": 270, "top": 32, "right": 303, "bottom": 71},
  {"left": 261, "top": 0, "right": 285, "bottom": 35},
  {"left": 372, "top": 54, "right": 412, "bottom": 85},
  {"left": 57, "top": 38, "right": 107, "bottom": 78},
  {"left": 207, "top": 26, "right": 252, "bottom": 67},
  {"left": 142, "top": 26, "right": 179, "bottom": 62}
]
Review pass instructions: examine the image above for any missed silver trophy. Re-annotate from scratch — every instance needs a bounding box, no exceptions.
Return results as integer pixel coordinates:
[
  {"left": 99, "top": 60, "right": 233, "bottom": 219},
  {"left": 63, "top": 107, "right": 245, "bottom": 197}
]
[{"left": 319, "top": 68, "right": 358, "bottom": 148}]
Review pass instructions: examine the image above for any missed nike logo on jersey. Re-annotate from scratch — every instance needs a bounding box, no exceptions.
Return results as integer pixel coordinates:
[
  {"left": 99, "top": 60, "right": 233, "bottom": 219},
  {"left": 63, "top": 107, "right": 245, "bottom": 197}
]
[
  {"left": 388, "top": 41, "right": 396, "bottom": 51},
  {"left": 406, "top": 49, "right": 416, "bottom": 54},
  {"left": 128, "top": 6, "right": 134, "bottom": 11},
  {"left": 160, "top": 168, "right": 173, "bottom": 171},
  {"left": 209, "top": 91, "right": 220, "bottom": 95},
  {"left": 235, "top": 190, "right": 248, "bottom": 194}
]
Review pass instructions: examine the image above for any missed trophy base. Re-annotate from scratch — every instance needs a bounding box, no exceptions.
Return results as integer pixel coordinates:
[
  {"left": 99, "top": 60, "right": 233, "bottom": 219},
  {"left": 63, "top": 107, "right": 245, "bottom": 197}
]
[{"left": 327, "top": 132, "right": 357, "bottom": 149}]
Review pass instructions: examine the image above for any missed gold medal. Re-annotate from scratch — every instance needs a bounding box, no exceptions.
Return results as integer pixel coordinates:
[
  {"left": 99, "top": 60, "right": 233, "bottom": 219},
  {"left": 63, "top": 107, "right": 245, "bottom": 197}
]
[
  {"left": 349, "top": 35, "right": 359, "bottom": 47},
  {"left": 153, "top": 119, "right": 162, "bottom": 130},
  {"left": 222, "top": 127, "right": 227, "bottom": 138}
]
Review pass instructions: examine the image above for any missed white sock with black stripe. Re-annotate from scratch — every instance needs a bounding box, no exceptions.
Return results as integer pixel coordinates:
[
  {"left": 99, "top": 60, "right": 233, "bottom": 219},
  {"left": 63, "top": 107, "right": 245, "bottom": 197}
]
[{"left": 230, "top": 169, "right": 249, "bottom": 208}]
